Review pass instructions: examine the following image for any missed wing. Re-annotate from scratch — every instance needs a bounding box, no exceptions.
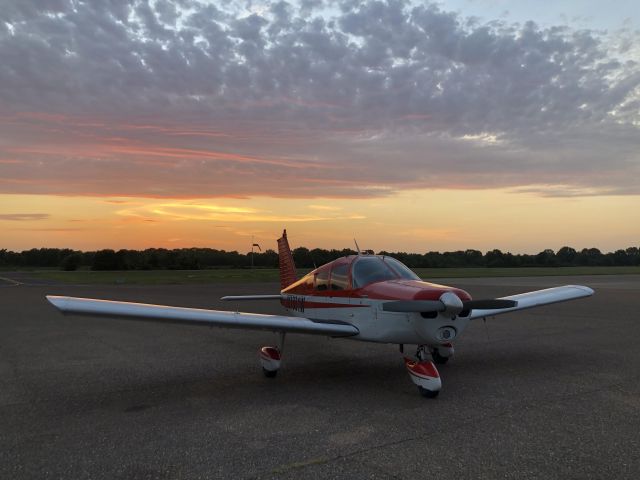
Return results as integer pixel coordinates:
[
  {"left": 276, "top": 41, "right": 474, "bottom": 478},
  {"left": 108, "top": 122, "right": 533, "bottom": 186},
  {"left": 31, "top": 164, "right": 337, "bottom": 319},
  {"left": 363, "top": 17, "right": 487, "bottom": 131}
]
[
  {"left": 46, "top": 295, "right": 358, "bottom": 337},
  {"left": 469, "top": 285, "right": 594, "bottom": 320}
]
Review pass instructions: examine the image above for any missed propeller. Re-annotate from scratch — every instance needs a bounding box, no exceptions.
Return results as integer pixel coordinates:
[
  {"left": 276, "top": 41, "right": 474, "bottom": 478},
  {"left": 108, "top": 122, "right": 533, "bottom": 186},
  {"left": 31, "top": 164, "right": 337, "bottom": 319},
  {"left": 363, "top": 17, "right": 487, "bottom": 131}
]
[
  {"left": 462, "top": 299, "right": 518, "bottom": 310},
  {"left": 383, "top": 293, "right": 517, "bottom": 315}
]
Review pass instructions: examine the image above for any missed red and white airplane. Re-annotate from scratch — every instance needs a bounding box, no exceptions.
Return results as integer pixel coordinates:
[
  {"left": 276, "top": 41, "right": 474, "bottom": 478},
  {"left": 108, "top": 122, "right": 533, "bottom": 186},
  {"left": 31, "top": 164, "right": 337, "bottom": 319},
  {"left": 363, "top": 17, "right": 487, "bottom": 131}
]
[{"left": 47, "top": 230, "right": 593, "bottom": 398}]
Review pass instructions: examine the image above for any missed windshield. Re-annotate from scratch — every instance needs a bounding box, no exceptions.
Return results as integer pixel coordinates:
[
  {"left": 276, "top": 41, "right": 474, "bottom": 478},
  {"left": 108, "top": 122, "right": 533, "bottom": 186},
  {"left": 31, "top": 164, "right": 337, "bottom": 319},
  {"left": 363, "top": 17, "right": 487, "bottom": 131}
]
[
  {"left": 352, "top": 257, "right": 397, "bottom": 288},
  {"left": 383, "top": 257, "right": 420, "bottom": 281}
]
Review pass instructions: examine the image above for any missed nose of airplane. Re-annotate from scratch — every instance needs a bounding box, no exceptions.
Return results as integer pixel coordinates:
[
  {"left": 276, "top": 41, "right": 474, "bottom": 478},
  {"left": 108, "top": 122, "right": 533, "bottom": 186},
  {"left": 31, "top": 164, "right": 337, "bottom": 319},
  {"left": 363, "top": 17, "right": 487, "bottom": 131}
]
[
  {"left": 412, "top": 285, "right": 472, "bottom": 302},
  {"left": 439, "top": 291, "right": 464, "bottom": 314}
]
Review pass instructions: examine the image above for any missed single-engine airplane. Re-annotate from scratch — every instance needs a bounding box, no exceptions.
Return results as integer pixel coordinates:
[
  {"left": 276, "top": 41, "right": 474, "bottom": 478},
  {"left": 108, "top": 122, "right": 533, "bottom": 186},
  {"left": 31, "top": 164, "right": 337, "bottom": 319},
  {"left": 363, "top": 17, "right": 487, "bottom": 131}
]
[{"left": 47, "top": 230, "right": 594, "bottom": 398}]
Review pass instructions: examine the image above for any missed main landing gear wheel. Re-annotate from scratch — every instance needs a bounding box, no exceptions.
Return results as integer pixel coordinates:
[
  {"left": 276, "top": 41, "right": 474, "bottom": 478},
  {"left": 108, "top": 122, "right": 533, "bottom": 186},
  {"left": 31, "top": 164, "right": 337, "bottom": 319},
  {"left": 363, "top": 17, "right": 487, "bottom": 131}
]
[
  {"left": 262, "top": 368, "right": 278, "bottom": 378},
  {"left": 259, "top": 346, "right": 281, "bottom": 378},
  {"left": 418, "top": 387, "right": 439, "bottom": 398},
  {"left": 432, "top": 349, "right": 449, "bottom": 365}
]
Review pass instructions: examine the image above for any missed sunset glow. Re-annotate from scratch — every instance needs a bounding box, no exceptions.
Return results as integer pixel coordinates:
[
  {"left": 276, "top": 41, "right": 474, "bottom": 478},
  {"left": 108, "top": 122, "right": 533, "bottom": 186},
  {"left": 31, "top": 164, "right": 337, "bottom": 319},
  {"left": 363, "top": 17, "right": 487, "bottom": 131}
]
[{"left": 2, "top": 190, "right": 637, "bottom": 254}]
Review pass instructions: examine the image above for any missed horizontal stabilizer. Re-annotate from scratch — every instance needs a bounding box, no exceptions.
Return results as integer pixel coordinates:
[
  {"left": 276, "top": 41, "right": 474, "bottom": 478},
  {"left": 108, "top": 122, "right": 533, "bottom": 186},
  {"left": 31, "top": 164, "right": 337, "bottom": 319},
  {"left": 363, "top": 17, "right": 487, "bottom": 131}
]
[{"left": 221, "top": 295, "right": 283, "bottom": 301}]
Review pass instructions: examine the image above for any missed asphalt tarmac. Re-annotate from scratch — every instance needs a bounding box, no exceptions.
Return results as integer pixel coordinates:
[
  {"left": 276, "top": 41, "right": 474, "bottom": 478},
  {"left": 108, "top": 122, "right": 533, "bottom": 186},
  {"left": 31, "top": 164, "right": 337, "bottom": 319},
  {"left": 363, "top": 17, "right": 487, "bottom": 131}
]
[{"left": 1, "top": 275, "right": 639, "bottom": 479}]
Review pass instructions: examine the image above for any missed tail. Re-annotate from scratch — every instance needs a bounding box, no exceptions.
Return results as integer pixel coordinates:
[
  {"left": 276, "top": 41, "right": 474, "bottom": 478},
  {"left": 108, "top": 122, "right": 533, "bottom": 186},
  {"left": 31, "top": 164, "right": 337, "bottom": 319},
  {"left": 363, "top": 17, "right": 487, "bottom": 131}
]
[{"left": 277, "top": 229, "right": 298, "bottom": 289}]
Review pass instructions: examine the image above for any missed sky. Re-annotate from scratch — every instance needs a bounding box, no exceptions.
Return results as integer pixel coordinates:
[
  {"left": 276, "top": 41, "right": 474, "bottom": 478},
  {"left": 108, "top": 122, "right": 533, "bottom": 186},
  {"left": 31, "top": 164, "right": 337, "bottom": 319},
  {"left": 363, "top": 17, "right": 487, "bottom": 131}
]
[{"left": 1, "top": 0, "right": 639, "bottom": 254}]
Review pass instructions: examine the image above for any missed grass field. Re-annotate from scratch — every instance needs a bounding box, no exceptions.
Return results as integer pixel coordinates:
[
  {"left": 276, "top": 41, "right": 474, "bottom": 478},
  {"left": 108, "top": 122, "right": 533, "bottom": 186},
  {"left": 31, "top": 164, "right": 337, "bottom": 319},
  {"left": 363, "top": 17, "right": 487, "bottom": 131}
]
[{"left": 20, "top": 265, "right": 640, "bottom": 285}]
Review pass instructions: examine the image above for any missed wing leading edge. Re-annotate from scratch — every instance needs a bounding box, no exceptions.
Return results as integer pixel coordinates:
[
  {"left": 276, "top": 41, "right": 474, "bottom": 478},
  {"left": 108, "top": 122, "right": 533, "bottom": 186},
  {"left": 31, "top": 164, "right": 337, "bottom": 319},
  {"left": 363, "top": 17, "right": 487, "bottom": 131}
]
[
  {"left": 46, "top": 296, "right": 359, "bottom": 337},
  {"left": 468, "top": 285, "right": 594, "bottom": 320}
]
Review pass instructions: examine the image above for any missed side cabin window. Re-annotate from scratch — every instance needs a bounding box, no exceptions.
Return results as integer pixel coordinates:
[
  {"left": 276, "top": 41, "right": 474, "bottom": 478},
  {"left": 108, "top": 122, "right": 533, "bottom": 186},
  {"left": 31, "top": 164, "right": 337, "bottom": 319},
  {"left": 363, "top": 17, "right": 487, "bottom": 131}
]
[
  {"left": 352, "top": 257, "right": 397, "bottom": 288},
  {"left": 329, "top": 263, "right": 350, "bottom": 290},
  {"left": 314, "top": 269, "right": 329, "bottom": 291}
]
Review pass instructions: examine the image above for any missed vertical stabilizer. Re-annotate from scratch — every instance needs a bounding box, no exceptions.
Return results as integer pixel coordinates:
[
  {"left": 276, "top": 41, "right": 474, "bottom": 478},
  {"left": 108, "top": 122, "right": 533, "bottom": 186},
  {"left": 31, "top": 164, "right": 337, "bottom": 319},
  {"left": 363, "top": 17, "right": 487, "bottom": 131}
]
[{"left": 277, "top": 229, "right": 298, "bottom": 289}]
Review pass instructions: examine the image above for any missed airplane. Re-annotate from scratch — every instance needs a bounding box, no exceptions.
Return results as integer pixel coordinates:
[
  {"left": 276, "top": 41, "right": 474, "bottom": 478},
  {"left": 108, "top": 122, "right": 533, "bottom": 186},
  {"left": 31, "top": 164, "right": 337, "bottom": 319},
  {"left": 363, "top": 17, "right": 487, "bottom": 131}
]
[{"left": 47, "top": 230, "right": 594, "bottom": 398}]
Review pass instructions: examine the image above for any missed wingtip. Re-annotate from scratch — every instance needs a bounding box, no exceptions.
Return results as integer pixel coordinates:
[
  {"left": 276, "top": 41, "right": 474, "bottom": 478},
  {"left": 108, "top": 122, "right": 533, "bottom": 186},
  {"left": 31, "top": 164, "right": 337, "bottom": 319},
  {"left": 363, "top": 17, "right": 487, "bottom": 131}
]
[
  {"left": 566, "top": 285, "right": 595, "bottom": 296},
  {"left": 46, "top": 295, "right": 67, "bottom": 310}
]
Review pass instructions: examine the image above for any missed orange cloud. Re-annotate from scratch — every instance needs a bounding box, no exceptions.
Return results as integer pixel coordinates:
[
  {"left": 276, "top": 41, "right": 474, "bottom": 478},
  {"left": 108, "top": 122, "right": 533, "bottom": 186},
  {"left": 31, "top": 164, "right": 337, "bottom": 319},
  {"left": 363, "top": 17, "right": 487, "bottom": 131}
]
[{"left": 0, "top": 213, "right": 50, "bottom": 221}]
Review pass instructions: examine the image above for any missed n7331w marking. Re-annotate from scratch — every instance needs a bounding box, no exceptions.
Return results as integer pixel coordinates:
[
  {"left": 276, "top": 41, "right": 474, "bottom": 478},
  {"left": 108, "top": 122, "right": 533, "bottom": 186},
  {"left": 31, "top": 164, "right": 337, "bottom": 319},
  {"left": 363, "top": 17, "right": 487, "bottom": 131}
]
[{"left": 47, "top": 230, "right": 593, "bottom": 398}]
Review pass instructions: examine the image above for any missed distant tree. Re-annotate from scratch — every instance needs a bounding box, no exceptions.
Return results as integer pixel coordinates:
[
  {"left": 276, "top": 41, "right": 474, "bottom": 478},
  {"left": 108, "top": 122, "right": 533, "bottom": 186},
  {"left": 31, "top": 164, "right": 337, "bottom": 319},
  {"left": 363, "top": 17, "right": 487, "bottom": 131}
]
[
  {"left": 0, "top": 249, "right": 9, "bottom": 267},
  {"left": 177, "top": 249, "right": 200, "bottom": 269},
  {"left": 626, "top": 247, "right": 640, "bottom": 266},
  {"left": 442, "top": 250, "right": 468, "bottom": 268},
  {"left": 535, "top": 249, "right": 558, "bottom": 267},
  {"left": 577, "top": 247, "right": 605, "bottom": 266},
  {"left": 423, "top": 251, "right": 444, "bottom": 268},
  {"left": 60, "top": 253, "right": 82, "bottom": 271},
  {"left": 485, "top": 249, "right": 505, "bottom": 267},
  {"left": 3, "top": 243, "right": 640, "bottom": 270},
  {"left": 292, "top": 247, "right": 313, "bottom": 268},
  {"left": 556, "top": 246, "right": 577, "bottom": 265},
  {"left": 250, "top": 249, "right": 278, "bottom": 268},
  {"left": 464, "top": 249, "right": 484, "bottom": 267},
  {"left": 611, "top": 249, "right": 630, "bottom": 266},
  {"left": 92, "top": 249, "right": 120, "bottom": 270}
]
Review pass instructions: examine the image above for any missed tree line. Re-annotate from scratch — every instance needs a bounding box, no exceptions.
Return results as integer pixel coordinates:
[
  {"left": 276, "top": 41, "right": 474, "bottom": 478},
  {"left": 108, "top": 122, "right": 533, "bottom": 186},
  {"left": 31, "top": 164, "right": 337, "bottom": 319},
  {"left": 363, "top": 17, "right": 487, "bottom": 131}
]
[{"left": 1, "top": 246, "right": 639, "bottom": 271}]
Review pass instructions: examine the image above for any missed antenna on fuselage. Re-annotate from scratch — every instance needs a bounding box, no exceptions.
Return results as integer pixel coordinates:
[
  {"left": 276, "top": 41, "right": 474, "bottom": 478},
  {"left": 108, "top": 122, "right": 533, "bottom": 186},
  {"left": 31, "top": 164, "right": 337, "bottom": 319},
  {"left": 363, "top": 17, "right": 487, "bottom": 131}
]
[{"left": 354, "top": 238, "right": 361, "bottom": 255}]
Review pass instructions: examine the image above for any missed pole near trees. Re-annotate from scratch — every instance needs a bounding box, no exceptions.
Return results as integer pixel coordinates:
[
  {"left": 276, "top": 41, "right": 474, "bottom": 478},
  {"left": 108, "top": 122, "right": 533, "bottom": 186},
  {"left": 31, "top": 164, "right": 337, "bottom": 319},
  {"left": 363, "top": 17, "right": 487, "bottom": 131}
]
[{"left": 251, "top": 236, "right": 261, "bottom": 268}]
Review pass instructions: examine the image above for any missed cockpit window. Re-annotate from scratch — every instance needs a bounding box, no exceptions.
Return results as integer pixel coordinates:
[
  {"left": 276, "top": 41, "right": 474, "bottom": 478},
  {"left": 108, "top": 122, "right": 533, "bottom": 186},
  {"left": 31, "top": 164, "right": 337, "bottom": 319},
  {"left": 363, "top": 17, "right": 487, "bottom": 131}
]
[
  {"left": 329, "top": 263, "right": 349, "bottom": 290},
  {"left": 315, "top": 269, "right": 329, "bottom": 291},
  {"left": 304, "top": 274, "right": 314, "bottom": 290},
  {"left": 383, "top": 257, "right": 420, "bottom": 281},
  {"left": 352, "top": 257, "right": 397, "bottom": 288}
]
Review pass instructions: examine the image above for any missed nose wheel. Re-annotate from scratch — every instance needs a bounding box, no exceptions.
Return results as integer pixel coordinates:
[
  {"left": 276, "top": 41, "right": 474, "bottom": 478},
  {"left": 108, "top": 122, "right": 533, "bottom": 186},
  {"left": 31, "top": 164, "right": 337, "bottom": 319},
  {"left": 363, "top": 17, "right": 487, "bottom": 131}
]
[
  {"left": 431, "top": 343, "right": 454, "bottom": 365},
  {"left": 418, "top": 386, "right": 440, "bottom": 398}
]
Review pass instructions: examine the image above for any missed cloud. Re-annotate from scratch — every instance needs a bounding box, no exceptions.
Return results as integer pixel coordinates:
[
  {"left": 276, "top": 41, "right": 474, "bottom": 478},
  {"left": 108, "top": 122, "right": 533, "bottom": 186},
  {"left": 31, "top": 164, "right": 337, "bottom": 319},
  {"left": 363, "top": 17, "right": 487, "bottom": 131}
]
[
  {"left": 0, "top": 213, "right": 50, "bottom": 221},
  {"left": 115, "top": 201, "right": 366, "bottom": 223},
  {"left": 308, "top": 204, "right": 343, "bottom": 211},
  {"left": 0, "top": 0, "right": 638, "bottom": 198},
  {"left": 17, "top": 227, "right": 85, "bottom": 232}
]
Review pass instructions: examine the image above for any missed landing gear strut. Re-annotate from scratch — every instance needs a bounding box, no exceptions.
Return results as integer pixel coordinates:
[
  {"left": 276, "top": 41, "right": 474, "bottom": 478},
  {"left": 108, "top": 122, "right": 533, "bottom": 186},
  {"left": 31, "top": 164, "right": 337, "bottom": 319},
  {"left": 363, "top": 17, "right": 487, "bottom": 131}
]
[
  {"left": 259, "top": 332, "right": 286, "bottom": 378},
  {"left": 431, "top": 342, "right": 454, "bottom": 365},
  {"left": 401, "top": 344, "right": 442, "bottom": 398}
]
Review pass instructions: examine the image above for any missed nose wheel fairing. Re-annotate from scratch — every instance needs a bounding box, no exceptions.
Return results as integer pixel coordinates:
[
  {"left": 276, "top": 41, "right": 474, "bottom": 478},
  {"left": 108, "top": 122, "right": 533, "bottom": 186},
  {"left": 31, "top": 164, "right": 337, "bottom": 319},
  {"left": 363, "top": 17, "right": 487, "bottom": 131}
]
[
  {"left": 400, "top": 344, "right": 448, "bottom": 398},
  {"left": 404, "top": 356, "right": 442, "bottom": 398}
]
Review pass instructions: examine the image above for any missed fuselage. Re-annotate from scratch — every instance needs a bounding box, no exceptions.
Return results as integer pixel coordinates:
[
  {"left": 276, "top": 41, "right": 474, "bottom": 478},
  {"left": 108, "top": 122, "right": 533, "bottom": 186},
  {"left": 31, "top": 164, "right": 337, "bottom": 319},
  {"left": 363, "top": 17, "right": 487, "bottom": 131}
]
[{"left": 281, "top": 255, "right": 473, "bottom": 346}]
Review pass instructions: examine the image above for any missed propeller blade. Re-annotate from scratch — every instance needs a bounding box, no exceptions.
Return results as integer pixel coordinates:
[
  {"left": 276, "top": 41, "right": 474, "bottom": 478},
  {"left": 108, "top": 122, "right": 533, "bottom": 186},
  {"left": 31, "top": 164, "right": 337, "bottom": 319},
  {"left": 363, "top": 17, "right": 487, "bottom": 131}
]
[
  {"left": 383, "top": 297, "right": 517, "bottom": 314},
  {"left": 382, "top": 300, "right": 444, "bottom": 313},
  {"left": 462, "top": 299, "right": 518, "bottom": 310}
]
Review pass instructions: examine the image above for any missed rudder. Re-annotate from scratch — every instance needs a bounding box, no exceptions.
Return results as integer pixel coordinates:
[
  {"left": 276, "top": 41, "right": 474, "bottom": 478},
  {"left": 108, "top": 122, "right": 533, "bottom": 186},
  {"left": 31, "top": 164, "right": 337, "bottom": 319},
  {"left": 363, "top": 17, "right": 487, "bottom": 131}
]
[{"left": 277, "top": 229, "right": 298, "bottom": 289}]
